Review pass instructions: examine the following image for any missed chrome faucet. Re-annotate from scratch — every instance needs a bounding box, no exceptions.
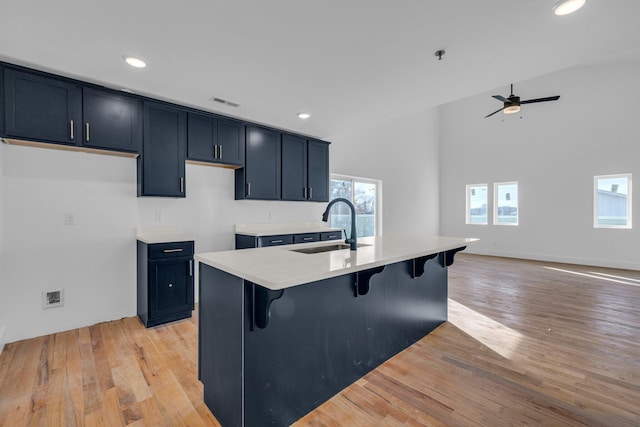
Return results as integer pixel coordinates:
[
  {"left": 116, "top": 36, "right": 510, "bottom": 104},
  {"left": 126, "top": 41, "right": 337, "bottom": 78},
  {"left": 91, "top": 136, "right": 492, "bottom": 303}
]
[{"left": 322, "top": 198, "right": 357, "bottom": 251}]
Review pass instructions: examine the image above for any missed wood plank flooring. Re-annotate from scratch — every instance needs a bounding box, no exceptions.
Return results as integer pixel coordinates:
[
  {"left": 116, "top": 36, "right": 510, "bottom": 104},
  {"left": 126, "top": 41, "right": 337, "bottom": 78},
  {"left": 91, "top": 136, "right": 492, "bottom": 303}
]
[{"left": 1, "top": 254, "right": 639, "bottom": 426}]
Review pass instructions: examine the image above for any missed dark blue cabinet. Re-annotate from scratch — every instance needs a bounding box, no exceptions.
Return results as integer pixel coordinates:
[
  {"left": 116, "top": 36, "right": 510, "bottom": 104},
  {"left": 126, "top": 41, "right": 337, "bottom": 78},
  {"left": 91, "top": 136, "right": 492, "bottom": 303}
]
[
  {"left": 187, "top": 112, "right": 244, "bottom": 167},
  {"left": 137, "top": 240, "right": 194, "bottom": 327},
  {"left": 236, "top": 126, "right": 281, "bottom": 200},
  {"left": 82, "top": 87, "right": 142, "bottom": 152},
  {"left": 282, "top": 135, "right": 329, "bottom": 202},
  {"left": 3, "top": 67, "right": 81, "bottom": 145},
  {"left": 139, "top": 101, "right": 187, "bottom": 197}
]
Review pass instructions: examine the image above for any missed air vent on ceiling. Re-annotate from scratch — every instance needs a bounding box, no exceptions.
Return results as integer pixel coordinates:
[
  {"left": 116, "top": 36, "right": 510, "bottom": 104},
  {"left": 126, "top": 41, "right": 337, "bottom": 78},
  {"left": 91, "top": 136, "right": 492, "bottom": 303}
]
[{"left": 209, "top": 96, "right": 240, "bottom": 108}]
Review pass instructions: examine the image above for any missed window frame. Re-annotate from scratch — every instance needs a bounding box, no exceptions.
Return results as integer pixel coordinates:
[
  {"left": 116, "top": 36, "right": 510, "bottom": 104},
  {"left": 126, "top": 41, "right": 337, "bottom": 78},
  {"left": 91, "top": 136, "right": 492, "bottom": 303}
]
[
  {"left": 466, "top": 183, "right": 489, "bottom": 225},
  {"left": 593, "top": 173, "right": 632, "bottom": 229},
  {"left": 493, "top": 181, "right": 519, "bottom": 226},
  {"left": 330, "top": 174, "right": 383, "bottom": 237}
]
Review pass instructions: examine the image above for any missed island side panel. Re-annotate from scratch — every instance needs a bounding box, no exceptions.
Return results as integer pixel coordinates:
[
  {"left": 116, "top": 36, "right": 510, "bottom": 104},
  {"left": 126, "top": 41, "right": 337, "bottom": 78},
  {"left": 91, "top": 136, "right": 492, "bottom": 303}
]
[
  {"left": 199, "top": 264, "right": 244, "bottom": 427},
  {"left": 243, "top": 256, "right": 448, "bottom": 426}
]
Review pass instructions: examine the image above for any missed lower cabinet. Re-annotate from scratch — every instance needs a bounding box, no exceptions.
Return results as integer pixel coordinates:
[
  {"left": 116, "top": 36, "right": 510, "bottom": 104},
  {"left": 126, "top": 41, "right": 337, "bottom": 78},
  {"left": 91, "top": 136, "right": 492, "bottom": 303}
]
[
  {"left": 137, "top": 240, "right": 194, "bottom": 327},
  {"left": 235, "top": 232, "right": 341, "bottom": 249}
]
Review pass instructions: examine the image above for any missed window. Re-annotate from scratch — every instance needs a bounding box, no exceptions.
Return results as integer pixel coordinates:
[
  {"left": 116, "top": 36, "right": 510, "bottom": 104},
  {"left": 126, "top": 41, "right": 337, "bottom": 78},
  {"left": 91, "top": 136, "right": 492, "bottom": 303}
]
[
  {"left": 594, "top": 174, "right": 632, "bottom": 229},
  {"left": 329, "top": 175, "right": 381, "bottom": 238},
  {"left": 494, "top": 182, "right": 518, "bottom": 225},
  {"left": 466, "top": 184, "right": 488, "bottom": 224}
]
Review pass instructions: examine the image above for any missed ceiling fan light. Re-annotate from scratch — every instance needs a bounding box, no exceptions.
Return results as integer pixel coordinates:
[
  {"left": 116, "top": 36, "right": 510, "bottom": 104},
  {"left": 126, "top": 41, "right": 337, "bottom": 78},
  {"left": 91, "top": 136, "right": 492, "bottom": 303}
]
[
  {"left": 553, "top": 0, "right": 586, "bottom": 16},
  {"left": 504, "top": 105, "right": 521, "bottom": 114}
]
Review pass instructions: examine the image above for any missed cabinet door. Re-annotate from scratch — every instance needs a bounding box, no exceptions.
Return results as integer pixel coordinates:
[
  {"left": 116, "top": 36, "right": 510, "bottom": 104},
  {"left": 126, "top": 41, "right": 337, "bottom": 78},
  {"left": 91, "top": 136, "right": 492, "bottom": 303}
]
[
  {"left": 187, "top": 112, "right": 216, "bottom": 162},
  {"left": 3, "top": 68, "right": 80, "bottom": 144},
  {"left": 216, "top": 118, "right": 244, "bottom": 166},
  {"left": 82, "top": 87, "right": 142, "bottom": 152},
  {"left": 139, "top": 101, "right": 186, "bottom": 197},
  {"left": 243, "top": 126, "right": 281, "bottom": 200},
  {"left": 307, "top": 140, "right": 330, "bottom": 202},
  {"left": 150, "top": 259, "right": 194, "bottom": 319},
  {"left": 281, "top": 134, "right": 308, "bottom": 201}
]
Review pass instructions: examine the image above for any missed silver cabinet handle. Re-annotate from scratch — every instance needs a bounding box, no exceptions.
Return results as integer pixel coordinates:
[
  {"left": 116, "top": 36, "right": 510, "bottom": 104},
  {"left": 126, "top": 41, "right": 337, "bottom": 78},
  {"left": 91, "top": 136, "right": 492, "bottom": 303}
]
[
  {"left": 180, "top": 177, "right": 184, "bottom": 193},
  {"left": 247, "top": 182, "right": 251, "bottom": 196},
  {"left": 189, "top": 260, "right": 193, "bottom": 277},
  {"left": 70, "top": 120, "right": 74, "bottom": 140},
  {"left": 309, "top": 187, "right": 313, "bottom": 199},
  {"left": 270, "top": 240, "right": 283, "bottom": 244},
  {"left": 327, "top": 235, "right": 338, "bottom": 239},
  {"left": 219, "top": 145, "right": 223, "bottom": 159},
  {"left": 213, "top": 145, "right": 218, "bottom": 159},
  {"left": 303, "top": 187, "right": 307, "bottom": 199},
  {"left": 303, "top": 237, "right": 314, "bottom": 241},
  {"left": 85, "top": 123, "right": 90, "bottom": 142},
  {"left": 163, "top": 248, "right": 183, "bottom": 253}
]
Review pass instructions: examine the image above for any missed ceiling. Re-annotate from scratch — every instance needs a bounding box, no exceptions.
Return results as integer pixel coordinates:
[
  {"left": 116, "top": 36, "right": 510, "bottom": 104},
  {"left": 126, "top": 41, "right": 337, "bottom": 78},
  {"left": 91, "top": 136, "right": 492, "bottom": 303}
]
[{"left": 2, "top": 0, "right": 640, "bottom": 139}]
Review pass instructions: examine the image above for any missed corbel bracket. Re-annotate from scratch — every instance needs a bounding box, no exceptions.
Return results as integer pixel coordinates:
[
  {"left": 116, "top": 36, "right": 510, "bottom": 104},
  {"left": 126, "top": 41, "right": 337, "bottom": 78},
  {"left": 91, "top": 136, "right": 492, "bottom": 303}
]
[
  {"left": 355, "top": 266, "right": 386, "bottom": 297},
  {"left": 440, "top": 246, "right": 467, "bottom": 267},
  {"left": 252, "top": 284, "right": 285, "bottom": 330},
  {"left": 410, "top": 253, "right": 438, "bottom": 279}
]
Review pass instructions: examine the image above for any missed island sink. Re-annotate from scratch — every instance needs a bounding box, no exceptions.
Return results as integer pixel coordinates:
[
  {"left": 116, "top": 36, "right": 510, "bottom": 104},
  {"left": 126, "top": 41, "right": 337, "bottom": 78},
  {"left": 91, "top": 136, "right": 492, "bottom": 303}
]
[{"left": 289, "top": 243, "right": 370, "bottom": 254}]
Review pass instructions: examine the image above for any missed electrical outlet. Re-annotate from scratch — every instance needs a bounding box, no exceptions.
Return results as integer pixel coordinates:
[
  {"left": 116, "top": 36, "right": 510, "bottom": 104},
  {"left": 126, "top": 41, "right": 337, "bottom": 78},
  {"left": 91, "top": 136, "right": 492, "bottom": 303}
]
[
  {"left": 64, "top": 212, "right": 76, "bottom": 225},
  {"left": 42, "top": 289, "right": 64, "bottom": 309}
]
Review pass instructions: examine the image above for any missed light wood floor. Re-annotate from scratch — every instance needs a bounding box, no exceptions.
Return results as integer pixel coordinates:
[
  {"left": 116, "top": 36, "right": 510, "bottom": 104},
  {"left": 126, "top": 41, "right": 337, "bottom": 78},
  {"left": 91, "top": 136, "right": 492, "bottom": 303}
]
[{"left": 1, "top": 254, "right": 639, "bottom": 426}]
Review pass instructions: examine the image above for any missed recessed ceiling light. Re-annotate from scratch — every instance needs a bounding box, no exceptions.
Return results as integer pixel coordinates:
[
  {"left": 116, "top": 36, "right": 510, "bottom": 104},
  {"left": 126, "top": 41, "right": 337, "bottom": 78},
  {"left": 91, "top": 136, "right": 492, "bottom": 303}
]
[
  {"left": 552, "top": 0, "right": 586, "bottom": 16},
  {"left": 297, "top": 112, "right": 311, "bottom": 119},
  {"left": 122, "top": 55, "right": 147, "bottom": 68}
]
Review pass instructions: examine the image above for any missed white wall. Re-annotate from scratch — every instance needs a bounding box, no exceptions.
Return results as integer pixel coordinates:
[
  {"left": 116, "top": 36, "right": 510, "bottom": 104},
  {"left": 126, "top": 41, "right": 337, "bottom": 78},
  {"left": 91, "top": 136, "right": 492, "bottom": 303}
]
[
  {"left": 329, "top": 107, "right": 441, "bottom": 236},
  {"left": 440, "top": 59, "right": 640, "bottom": 270},
  {"left": 0, "top": 144, "right": 325, "bottom": 343}
]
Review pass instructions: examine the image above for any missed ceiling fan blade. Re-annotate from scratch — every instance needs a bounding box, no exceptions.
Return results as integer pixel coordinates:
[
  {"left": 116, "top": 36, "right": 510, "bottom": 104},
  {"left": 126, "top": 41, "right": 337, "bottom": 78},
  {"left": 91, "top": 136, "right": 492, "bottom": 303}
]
[
  {"left": 521, "top": 96, "right": 560, "bottom": 105},
  {"left": 484, "top": 107, "right": 504, "bottom": 118},
  {"left": 492, "top": 95, "right": 509, "bottom": 102}
]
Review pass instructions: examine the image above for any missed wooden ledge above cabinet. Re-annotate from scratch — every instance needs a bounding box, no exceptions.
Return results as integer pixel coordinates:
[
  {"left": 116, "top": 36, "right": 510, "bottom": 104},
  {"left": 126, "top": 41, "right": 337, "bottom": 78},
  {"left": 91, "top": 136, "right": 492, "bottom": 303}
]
[{"left": 1, "top": 138, "right": 139, "bottom": 158}]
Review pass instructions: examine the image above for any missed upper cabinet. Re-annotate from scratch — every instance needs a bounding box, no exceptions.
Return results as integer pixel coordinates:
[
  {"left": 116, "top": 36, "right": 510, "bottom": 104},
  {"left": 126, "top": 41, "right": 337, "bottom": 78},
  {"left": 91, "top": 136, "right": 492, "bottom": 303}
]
[
  {"left": 187, "top": 112, "right": 244, "bottom": 167},
  {"left": 82, "top": 87, "right": 142, "bottom": 152},
  {"left": 3, "top": 67, "right": 81, "bottom": 145},
  {"left": 282, "top": 134, "right": 329, "bottom": 202},
  {"left": 2, "top": 66, "right": 141, "bottom": 153},
  {"left": 236, "top": 126, "right": 281, "bottom": 200},
  {"left": 138, "top": 101, "right": 186, "bottom": 197}
]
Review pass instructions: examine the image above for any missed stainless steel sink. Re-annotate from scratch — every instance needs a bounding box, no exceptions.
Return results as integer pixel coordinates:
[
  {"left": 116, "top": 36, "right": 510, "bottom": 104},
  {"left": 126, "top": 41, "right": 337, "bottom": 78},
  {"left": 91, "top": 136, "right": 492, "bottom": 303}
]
[{"left": 290, "top": 243, "right": 369, "bottom": 254}]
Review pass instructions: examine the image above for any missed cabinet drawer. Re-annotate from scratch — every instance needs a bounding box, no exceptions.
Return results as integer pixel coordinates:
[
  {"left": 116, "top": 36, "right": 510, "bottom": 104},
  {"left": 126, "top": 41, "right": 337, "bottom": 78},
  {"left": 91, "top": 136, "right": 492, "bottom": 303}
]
[
  {"left": 257, "top": 235, "right": 294, "bottom": 247},
  {"left": 149, "top": 241, "right": 194, "bottom": 259},
  {"left": 320, "top": 231, "right": 342, "bottom": 241},
  {"left": 293, "top": 233, "right": 320, "bottom": 244}
]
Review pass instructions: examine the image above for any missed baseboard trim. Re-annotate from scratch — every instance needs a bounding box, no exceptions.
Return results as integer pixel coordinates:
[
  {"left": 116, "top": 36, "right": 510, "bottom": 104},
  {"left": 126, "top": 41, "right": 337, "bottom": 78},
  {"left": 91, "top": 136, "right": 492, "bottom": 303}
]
[
  {"left": 464, "top": 248, "right": 640, "bottom": 271},
  {"left": 0, "top": 326, "right": 6, "bottom": 356}
]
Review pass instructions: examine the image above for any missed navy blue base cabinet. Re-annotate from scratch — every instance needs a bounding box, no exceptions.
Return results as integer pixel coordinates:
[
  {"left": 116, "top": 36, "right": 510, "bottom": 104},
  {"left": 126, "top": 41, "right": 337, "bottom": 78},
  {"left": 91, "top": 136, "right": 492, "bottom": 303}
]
[
  {"left": 199, "top": 252, "right": 452, "bottom": 426},
  {"left": 137, "top": 240, "right": 194, "bottom": 327}
]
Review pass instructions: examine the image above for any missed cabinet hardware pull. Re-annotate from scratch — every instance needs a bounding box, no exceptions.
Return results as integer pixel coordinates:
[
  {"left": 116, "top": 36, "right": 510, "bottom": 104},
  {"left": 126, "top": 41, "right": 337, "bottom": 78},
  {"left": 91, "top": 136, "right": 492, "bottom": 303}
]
[
  {"left": 270, "top": 240, "right": 283, "bottom": 244},
  {"left": 213, "top": 145, "right": 217, "bottom": 159},
  {"left": 303, "top": 187, "right": 307, "bottom": 199},
  {"left": 309, "top": 187, "right": 313, "bottom": 199},
  {"left": 70, "top": 120, "right": 74, "bottom": 140},
  {"left": 85, "top": 123, "right": 90, "bottom": 142},
  {"left": 328, "top": 235, "right": 337, "bottom": 238},
  {"left": 169, "top": 283, "right": 173, "bottom": 288},
  {"left": 189, "top": 260, "right": 193, "bottom": 277},
  {"left": 163, "top": 248, "right": 183, "bottom": 253},
  {"left": 180, "top": 177, "right": 184, "bottom": 193},
  {"left": 219, "top": 145, "right": 223, "bottom": 159},
  {"left": 247, "top": 182, "right": 251, "bottom": 196},
  {"left": 303, "top": 237, "right": 314, "bottom": 241}
]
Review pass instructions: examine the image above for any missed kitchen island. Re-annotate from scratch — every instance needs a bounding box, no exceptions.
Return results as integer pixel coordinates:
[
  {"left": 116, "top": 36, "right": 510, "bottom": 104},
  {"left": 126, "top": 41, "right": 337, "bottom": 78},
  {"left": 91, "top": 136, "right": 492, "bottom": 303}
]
[{"left": 196, "top": 235, "right": 475, "bottom": 427}]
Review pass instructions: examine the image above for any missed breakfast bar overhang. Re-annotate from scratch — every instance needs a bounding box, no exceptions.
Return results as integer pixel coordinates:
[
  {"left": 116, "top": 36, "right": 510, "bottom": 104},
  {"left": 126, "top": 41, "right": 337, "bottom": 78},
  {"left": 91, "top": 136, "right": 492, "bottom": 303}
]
[{"left": 196, "top": 235, "right": 475, "bottom": 426}]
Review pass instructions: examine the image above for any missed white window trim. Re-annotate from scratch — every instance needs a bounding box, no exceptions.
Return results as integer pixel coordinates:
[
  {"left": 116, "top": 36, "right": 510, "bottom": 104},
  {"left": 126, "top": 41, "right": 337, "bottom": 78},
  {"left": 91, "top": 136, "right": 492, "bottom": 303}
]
[
  {"left": 330, "top": 174, "right": 383, "bottom": 236},
  {"left": 466, "top": 183, "right": 488, "bottom": 225},
  {"left": 593, "top": 173, "right": 632, "bottom": 229},
  {"left": 493, "top": 181, "right": 519, "bottom": 226}
]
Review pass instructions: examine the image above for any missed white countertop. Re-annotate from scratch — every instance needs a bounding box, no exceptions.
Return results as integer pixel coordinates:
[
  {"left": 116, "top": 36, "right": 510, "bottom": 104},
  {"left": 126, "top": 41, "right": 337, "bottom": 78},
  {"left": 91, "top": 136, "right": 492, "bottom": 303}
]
[
  {"left": 195, "top": 235, "right": 477, "bottom": 290},
  {"left": 235, "top": 222, "right": 342, "bottom": 237}
]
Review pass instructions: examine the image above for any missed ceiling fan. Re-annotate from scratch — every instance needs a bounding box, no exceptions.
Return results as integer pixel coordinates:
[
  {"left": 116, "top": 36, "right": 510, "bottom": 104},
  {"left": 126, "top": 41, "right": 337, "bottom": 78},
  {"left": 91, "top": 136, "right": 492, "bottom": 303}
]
[{"left": 485, "top": 84, "right": 560, "bottom": 118}]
